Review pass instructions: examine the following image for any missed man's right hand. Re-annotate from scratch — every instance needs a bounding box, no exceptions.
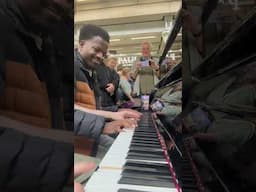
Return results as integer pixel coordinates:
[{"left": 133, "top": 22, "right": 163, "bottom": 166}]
[
  {"left": 115, "top": 109, "right": 142, "bottom": 120},
  {"left": 103, "top": 119, "right": 137, "bottom": 134}
]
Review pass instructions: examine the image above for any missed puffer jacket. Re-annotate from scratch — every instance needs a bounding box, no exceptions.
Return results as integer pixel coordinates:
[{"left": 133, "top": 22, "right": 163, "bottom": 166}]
[
  {"left": 74, "top": 50, "right": 99, "bottom": 110},
  {"left": 0, "top": 0, "right": 63, "bottom": 129}
]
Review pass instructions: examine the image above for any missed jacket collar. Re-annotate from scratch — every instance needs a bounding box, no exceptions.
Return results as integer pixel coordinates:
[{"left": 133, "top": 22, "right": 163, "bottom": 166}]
[{"left": 75, "top": 49, "right": 93, "bottom": 78}]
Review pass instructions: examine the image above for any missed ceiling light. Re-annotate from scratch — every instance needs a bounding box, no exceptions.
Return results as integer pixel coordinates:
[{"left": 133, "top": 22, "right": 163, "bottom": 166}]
[
  {"left": 76, "top": 0, "right": 93, "bottom": 2},
  {"left": 169, "top": 49, "right": 182, "bottom": 53},
  {"left": 131, "top": 36, "right": 157, "bottom": 40},
  {"left": 110, "top": 39, "right": 121, "bottom": 42}
]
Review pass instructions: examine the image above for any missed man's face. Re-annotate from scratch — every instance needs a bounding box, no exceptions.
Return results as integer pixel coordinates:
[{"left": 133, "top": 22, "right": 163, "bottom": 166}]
[
  {"left": 166, "top": 58, "right": 176, "bottom": 70},
  {"left": 18, "top": 0, "right": 73, "bottom": 29},
  {"left": 78, "top": 36, "right": 108, "bottom": 69},
  {"left": 107, "top": 59, "right": 117, "bottom": 69},
  {"left": 141, "top": 43, "right": 151, "bottom": 58}
]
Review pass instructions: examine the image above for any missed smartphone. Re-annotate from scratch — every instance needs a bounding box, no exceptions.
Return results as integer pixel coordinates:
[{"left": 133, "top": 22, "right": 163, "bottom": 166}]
[
  {"left": 141, "top": 60, "right": 149, "bottom": 67},
  {"left": 151, "top": 100, "right": 164, "bottom": 112}
]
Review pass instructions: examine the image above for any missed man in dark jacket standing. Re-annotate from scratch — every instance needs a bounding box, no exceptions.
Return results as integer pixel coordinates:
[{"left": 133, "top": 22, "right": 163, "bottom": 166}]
[{"left": 95, "top": 60, "right": 120, "bottom": 112}]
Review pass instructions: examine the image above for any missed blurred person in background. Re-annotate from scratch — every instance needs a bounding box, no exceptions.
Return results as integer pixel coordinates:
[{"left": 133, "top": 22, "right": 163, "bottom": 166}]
[
  {"left": 95, "top": 56, "right": 120, "bottom": 112},
  {"left": 160, "top": 57, "right": 177, "bottom": 78},
  {"left": 118, "top": 67, "right": 134, "bottom": 108},
  {"left": 131, "top": 42, "right": 160, "bottom": 96}
]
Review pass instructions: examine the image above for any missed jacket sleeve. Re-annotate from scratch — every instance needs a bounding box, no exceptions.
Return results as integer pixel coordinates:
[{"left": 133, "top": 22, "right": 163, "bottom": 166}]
[
  {"left": 74, "top": 110, "right": 105, "bottom": 140},
  {"left": 0, "top": 45, "right": 4, "bottom": 94},
  {"left": 112, "top": 70, "right": 120, "bottom": 90},
  {"left": 0, "top": 15, "right": 8, "bottom": 95},
  {"left": 0, "top": 126, "right": 73, "bottom": 192}
]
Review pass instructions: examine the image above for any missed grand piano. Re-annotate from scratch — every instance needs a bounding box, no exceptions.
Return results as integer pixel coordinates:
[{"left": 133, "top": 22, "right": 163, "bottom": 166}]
[{"left": 85, "top": 2, "right": 256, "bottom": 192}]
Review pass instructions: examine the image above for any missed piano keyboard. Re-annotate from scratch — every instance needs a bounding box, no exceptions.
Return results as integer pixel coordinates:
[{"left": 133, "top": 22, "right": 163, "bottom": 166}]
[{"left": 85, "top": 112, "right": 182, "bottom": 192}]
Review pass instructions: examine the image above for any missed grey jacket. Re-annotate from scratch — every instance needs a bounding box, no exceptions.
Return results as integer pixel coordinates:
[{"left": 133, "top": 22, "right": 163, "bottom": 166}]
[{"left": 74, "top": 110, "right": 105, "bottom": 140}]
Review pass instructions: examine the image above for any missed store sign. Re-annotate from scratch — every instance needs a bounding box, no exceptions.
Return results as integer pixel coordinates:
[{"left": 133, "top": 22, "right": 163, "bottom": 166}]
[{"left": 118, "top": 56, "right": 137, "bottom": 66}]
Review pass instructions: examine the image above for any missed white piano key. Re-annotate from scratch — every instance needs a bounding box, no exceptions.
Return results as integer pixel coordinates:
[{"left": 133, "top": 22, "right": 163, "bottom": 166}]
[
  {"left": 99, "top": 128, "right": 135, "bottom": 169},
  {"left": 85, "top": 169, "right": 178, "bottom": 192}
]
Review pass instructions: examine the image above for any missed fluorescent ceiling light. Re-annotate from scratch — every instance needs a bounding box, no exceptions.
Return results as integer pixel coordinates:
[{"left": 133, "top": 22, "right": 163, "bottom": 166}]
[
  {"left": 131, "top": 36, "right": 157, "bottom": 40},
  {"left": 169, "top": 49, "right": 182, "bottom": 53},
  {"left": 110, "top": 39, "right": 121, "bottom": 42},
  {"left": 76, "top": 0, "right": 92, "bottom": 2},
  {"left": 110, "top": 48, "right": 123, "bottom": 50}
]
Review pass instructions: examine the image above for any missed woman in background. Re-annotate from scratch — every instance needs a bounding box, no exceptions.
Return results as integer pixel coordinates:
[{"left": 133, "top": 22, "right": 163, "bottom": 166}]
[{"left": 118, "top": 67, "right": 134, "bottom": 107}]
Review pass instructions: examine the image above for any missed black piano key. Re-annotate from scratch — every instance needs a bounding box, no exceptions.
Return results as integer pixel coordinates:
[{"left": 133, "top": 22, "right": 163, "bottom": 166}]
[
  {"left": 135, "top": 128, "right": 154, "bottom": 130},
  {"left": 121, "top": 173, "right": 171, "bottom": 182},
  {"left": 127, "top": 153, "right": 164, "bottom": 160},
  {"left": 132, "top": 137, "right": 159, "bottom": 142},
  {"left": 123, "top": 163, "right": 170, "bottom": 173},
  {"left": 118, "top": 177, "right": 175, "bottom": 188},
  {"left": 126, "top": 154, "right": 166, "bottom": 162},
  {"left": 131, "top": 140, "right": 160, "bottom": 145},
  {"left": 127, "top": 151, "right": 164, "bottom": 157},
  {"left": 122, "top": 168, "right": 172, "bottom": 180},
  {"left": 128, "top": 146, "right": 163, "bottom": 152},
  {"left": 132, "top": 133, "right": 158, "bottom": 138},
  {"left": 128, "top": 148, "right": 163, "bottom": 154},
  {"left": 125, "top": 160, "right": 169, "bottom": 167},
  {"left": 136, "top": 126, "right": 154, "bottom": 129},
  {"left": 118, "top": 189, "right": 151, "bottom": 192},
  {"left": 130, "top": 143, "right": 161, "bottom": 148}
]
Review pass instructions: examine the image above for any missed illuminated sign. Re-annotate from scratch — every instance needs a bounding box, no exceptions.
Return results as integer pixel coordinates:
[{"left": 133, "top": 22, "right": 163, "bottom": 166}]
[{"left": 118, "top": 56, "right": 137, "bottom": 66}]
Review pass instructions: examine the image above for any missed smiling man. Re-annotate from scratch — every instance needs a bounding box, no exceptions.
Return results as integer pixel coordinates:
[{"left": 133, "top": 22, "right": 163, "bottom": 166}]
[{"left": 74, "top": 24, "right": 109, "bottom": 110}]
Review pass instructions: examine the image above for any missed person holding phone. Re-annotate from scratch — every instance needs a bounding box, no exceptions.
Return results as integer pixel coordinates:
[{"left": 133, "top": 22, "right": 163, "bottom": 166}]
[{"left": 131, "top": 42, "right": 160, "bottom": 96}]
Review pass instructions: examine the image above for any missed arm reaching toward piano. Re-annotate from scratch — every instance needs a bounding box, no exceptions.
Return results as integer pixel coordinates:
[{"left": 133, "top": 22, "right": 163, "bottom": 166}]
[
  {"left": 75, "top": 104, "right": 141, "bottom": 120},
  {"left": 75, "top": 109, "right": 138, "bottom": 139}
]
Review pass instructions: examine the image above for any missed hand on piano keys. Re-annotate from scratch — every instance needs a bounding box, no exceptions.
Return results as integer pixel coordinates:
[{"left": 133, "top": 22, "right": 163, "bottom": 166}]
[
  {"left": 86, "top": 112, "right": 182, "bottom": 192},
  {"left": 103, "top": 119, "right": 138, "bottom": 135},
  {"left": 117, "top": 109, "right": 142, "bottom": 120}
]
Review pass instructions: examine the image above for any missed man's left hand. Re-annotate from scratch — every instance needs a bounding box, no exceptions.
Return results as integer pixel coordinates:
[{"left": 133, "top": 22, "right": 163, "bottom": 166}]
[{"left": 105, "top": 83, "right": 115, "bottom": 95}]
